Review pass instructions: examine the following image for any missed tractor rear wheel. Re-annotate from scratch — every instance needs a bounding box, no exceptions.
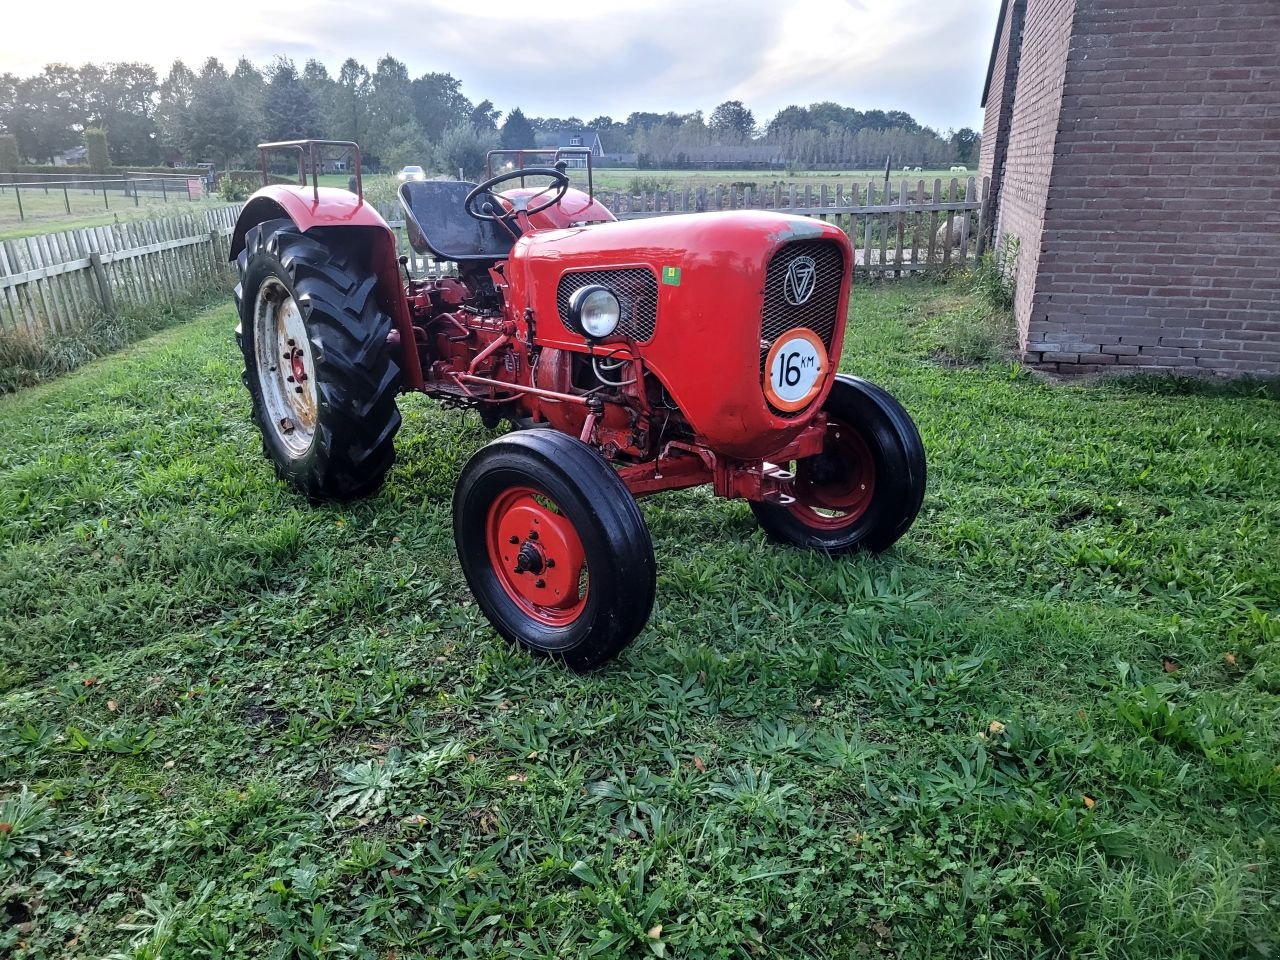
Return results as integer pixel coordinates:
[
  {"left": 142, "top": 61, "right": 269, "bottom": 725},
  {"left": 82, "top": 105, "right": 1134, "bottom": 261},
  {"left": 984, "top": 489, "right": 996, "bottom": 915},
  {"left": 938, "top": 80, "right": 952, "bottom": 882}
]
[
  {"left": 751, "top": 376, "right": 926, "bottom": 554},
  {"left": 453, "top": 430, "right": 656, "bottom": 670},
  {"left": 235, "top": 219, "right": 401, "bottom": 501}
]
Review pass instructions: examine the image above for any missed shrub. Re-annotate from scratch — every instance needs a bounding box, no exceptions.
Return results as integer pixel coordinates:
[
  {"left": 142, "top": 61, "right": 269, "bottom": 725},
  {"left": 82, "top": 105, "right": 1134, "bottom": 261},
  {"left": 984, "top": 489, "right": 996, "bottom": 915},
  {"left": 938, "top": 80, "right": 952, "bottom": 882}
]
[
  {"left": 627, "top": 175, "right": 674, "bottom": 194},
  {"left": 215, "top": 169, "right": 291, "bottom": 201},
  {"left": 85, "top": 128, "right": 110, "bottom": 174},
  {"left": 972, "top": 233, "right": 1019, "bottom": 315},
  {"left": 0, "top": 134, "right": 18, "bottom": 173}
]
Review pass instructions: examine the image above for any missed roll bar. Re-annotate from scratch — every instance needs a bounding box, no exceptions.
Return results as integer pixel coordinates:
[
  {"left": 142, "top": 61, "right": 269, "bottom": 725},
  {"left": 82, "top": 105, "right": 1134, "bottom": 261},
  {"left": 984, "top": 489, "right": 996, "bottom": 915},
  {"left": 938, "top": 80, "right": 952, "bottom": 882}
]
[{"left": 258, "top": 140, "right": 363, "bottom": 203}]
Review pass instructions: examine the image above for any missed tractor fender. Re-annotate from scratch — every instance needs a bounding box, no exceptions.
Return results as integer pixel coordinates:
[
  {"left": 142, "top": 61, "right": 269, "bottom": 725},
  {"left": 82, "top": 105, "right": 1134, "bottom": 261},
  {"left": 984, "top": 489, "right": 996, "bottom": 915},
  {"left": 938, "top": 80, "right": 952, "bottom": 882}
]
[{"left": 229, "top": 185, "right": 423, "bottom": 388}]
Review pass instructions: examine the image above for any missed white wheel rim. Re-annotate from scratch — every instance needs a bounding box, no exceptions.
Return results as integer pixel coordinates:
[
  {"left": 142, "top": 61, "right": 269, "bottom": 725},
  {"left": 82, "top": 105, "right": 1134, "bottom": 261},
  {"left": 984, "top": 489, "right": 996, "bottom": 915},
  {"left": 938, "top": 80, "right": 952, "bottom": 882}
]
[{"left": 254, "top": 278, "right": 317, "bottom": 458}]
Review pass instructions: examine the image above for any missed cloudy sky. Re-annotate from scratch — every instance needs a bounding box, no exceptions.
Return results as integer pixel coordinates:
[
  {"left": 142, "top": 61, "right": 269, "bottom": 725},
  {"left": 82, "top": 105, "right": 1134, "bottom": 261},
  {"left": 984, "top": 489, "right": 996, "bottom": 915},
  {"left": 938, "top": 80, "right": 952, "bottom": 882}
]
[{"left": 2, "top": 0, "right": 998, "bottom": 131}]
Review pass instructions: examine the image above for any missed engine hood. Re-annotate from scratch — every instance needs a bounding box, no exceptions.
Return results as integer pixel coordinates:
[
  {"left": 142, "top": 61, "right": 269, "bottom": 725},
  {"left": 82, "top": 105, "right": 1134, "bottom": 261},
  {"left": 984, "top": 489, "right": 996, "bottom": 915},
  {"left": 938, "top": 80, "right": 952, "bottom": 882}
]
[{"left": 508, "top": 211, "right": 854, "bottom": 460}]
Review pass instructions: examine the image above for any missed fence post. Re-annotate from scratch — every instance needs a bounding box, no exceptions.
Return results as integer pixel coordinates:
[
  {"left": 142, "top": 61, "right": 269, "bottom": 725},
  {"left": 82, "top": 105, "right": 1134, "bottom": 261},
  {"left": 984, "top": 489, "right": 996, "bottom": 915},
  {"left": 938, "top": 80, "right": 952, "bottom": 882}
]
[
  {"left": 161, "top": 179, "right": 167, "bottom": 203},
  {"left": 14, "top": 185, "right": 22, "bottom": 221},
  {"left": 63, "top": 185, "right": 70, "bottom": 214},
  {"left": 89, "top": 251, "right": 115, "bottom": 315}
]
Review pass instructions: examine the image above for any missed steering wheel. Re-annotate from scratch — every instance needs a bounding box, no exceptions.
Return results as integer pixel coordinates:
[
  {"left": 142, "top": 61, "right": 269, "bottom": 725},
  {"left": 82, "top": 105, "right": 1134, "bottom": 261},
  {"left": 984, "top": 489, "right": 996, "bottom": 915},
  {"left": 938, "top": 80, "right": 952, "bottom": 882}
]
[{"left": 464, "top": 166, "right": 571, "bottom": 222}]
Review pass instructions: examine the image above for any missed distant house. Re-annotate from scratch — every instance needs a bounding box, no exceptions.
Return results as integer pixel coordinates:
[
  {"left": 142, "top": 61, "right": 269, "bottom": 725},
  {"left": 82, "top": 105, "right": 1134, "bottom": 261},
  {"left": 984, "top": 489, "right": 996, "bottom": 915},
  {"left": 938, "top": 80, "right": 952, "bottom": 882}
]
[
  {"left": 52, "top": 146, "right": 88, "bottom": 167},
  {"left": 980, "top": 0, "right": 1280, "bottom": 375},
  {"left": 554, "top": 130, "right": 604, "bottom": 167}
]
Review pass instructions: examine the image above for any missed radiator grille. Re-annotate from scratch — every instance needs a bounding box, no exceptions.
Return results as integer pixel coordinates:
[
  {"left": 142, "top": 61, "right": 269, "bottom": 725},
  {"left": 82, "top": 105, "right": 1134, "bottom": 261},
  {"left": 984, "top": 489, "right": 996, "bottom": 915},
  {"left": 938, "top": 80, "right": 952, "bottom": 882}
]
[
  {"left": 556, "top": 268, "right": 658, "bottom": 342},
  {"left": 760, "top": 241, "right": 846, "bottom": 414}
]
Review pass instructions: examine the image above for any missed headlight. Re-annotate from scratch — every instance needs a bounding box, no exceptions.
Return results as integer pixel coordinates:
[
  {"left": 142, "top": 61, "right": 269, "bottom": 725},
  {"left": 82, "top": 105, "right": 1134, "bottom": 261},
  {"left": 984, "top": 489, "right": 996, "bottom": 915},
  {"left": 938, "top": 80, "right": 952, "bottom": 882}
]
[{"left": 568, "top": 285, "right": 621, "bottom": 339}]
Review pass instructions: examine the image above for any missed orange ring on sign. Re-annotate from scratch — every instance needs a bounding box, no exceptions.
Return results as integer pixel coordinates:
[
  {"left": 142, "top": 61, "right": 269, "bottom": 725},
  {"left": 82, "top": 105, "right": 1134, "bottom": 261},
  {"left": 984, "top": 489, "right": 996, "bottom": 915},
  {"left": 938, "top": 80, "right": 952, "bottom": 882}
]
[{"left": 764, "top": 328, "right": 828, "bottom": 412}]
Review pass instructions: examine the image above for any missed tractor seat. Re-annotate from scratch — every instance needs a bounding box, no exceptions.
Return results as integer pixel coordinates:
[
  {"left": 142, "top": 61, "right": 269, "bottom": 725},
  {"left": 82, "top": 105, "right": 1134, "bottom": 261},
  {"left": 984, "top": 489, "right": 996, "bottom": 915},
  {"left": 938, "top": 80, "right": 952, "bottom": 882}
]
[{"left": 397, "top": 180, "right": 517, "bottom": 262}]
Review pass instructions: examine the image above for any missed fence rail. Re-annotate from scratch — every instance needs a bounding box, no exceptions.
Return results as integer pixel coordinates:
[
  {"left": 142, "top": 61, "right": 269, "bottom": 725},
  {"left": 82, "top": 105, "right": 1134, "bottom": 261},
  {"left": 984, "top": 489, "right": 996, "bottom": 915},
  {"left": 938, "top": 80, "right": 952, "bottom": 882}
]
[{"left": 0, "top": 205, "right": 242, "bottom": 337}]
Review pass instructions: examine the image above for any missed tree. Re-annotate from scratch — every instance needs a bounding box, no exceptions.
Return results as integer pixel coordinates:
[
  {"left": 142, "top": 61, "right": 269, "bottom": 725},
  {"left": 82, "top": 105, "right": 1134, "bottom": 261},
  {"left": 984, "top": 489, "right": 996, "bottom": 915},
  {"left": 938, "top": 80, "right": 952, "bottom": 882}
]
[
  {"left": 0, "top": 133, "right": 18, "bottom": 172},
  {"left": 334, "top": 59, "right": 370, "bottom": 144},
  {"left": 366, "top": 55, "right": 415, "bottom": 157},
  {"left": 500, "top": 107, "right": 536, "bottom": 149},
  {"left": 100, "top": 63, "right": 160, "bottom": 164},
  {"left": 950, "top": 127, "right": 980, "bottom": 166},
  {"left": 228, "top": 58, "right": 266, "bottom": 152},
  {"left": 708, "top": 100, "right": 756, "bottom": 140},
  {"left": 263, "top": 57, "right": 321, "bottom": 143},
  {"left": 156, "top": 60, "right": 196, "bottom": 159},
  {"left": 303, "top": 59, "right": 336, "bottom": 137},
  {"left": 85, "top": 128, "right": 109, "bottom": 172},
  {"left": 469, "top": 99, "right": 501, "bottom": 132},
  {"left": 383, "top": 122, "right": 432, "bottom": 170},
  {"left": 188, "top": 58, "right": 256, "bottom": 168},
  {"left": 437, "top": 120, "right": 497, "bottom": 179},
  {"left": 411, "top": 72, "right": 471, "bottom": 142}
]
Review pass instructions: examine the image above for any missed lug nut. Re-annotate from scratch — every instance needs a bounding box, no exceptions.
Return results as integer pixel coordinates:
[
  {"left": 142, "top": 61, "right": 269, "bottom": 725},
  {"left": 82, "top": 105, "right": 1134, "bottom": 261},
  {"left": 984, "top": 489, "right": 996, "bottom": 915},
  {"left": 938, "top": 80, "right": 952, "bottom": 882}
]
[
  {"left": 287, "top": 375, "right": 295, "bottom": 383},
  {"left": 508, "top": 535, "right": 519, "bottom": 544},
  {"left": 545, "top": 558, "right": 556, "bottom": 568},
  {"left": 287, "top": 339, "right": 296, "bottom": 347},
  {"left": 294, "top": 386, "right": 303, "bottom": 394},
  {"left": 528, "top": 530, "right": 539, "bottom": 541},
  {"left": 535, "top": 579, "right": 546, "bottom": 589}
]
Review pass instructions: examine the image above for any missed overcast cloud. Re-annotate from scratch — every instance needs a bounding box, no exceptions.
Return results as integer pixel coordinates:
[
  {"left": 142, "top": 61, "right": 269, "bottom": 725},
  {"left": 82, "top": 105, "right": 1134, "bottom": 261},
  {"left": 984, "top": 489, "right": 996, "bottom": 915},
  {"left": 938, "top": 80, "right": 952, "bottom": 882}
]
[{"left": 2, "top": 0, "right": 998, "bottom": 131}]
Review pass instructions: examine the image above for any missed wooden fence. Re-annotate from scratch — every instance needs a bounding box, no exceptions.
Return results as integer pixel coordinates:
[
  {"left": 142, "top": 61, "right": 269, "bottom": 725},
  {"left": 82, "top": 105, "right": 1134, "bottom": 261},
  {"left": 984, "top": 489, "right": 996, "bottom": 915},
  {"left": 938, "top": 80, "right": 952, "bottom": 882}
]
[
  {"left": 2, "top": 176, "right": 988, "bottom": 340},
  {"left": 380, "top": 175, "right": 989, "bottom": 278},
  {"left": 0, "top": 206, "right": 243, "bottom": 338}
]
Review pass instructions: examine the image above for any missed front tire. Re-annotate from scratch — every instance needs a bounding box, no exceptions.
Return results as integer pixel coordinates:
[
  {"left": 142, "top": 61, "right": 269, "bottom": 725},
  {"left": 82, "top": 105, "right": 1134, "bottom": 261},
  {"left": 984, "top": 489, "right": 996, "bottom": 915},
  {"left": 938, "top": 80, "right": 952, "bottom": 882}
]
[
  {"left": 751, "top": 375, "right": 926, "bottom": 553},
  {"left": 453, "top": 430, "right": 657, "bottom": 671},
  {"left": 234, "top": 220, "right": 401, "bottom": 501}
]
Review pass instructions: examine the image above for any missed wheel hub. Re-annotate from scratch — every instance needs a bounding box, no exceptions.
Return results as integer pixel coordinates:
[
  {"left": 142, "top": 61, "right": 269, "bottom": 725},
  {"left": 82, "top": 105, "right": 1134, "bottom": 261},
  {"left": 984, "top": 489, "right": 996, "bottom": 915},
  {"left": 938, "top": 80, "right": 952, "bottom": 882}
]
[
  {"left": 788, "top": 421, "right": 876, "bottom": 528},
  {"left": 254, "top": 278, "right": 317, "bottom": 457},
  {"left": 486, "top": 488, "right": 588, "bottom": 625}
]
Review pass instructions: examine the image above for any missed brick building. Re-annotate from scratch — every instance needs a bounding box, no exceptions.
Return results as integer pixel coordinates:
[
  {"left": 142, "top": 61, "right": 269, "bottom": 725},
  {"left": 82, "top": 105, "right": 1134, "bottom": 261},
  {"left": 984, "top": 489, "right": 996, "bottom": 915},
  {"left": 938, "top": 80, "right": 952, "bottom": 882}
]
[{"left": 979, "top": 0, "right": 1280, "bottom": 374}]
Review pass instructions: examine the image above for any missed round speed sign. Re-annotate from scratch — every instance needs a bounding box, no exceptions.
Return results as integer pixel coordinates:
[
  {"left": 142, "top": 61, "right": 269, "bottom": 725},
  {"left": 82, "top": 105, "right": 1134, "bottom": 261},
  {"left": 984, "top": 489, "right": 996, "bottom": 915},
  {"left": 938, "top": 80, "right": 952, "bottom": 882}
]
[{"left": 764, "top": 328, "right": 828, "bottom": 412}]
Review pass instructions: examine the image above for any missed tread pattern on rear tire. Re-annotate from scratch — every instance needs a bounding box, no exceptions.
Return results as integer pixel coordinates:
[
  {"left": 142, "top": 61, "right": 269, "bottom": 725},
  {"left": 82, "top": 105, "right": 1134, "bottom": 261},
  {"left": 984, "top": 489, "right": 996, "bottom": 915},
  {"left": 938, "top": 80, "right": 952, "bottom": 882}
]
[{"left": 235, "top": 220, "right": 401, "bottom": 502}]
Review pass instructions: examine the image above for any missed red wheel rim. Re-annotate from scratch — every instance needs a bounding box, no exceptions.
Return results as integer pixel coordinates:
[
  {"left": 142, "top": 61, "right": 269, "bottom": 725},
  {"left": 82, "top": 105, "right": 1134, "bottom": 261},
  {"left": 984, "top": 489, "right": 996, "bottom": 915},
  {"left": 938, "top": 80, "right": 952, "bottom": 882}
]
[
  {"left": 786, "top": 418, "right": 877, "bottom": 530},
  {"left": 485, "top": 486, "right": 589, "bottom": 626}
]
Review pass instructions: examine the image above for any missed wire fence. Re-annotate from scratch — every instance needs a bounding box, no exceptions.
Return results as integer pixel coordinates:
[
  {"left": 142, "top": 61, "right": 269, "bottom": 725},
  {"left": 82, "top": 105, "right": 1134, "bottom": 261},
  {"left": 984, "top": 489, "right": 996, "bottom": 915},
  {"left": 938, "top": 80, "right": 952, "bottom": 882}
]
[{"left": 0, "top": 175, "right": 216, "bottom": 224}]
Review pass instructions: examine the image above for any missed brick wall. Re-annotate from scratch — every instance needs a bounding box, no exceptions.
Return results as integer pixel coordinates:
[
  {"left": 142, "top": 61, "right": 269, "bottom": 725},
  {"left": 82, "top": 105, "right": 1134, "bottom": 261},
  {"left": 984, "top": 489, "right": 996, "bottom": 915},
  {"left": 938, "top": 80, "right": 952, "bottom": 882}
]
[
  {"left": 979, "top": 0, "right": 1026, "bottom": 221},
  {"left": 993, "top": 0, "right": 1077, "bottom": 346},
  {"left": 1024, "top": 0, "right": 1280, "bottom": 374}
]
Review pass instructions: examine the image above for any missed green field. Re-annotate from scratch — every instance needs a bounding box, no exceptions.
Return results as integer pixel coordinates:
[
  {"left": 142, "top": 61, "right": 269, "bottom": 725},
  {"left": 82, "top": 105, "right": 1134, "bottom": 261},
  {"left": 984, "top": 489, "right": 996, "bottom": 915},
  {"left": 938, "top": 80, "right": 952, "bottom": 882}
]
[{"left": 1, "top": 282, "right": 1277, "bottom": 957}]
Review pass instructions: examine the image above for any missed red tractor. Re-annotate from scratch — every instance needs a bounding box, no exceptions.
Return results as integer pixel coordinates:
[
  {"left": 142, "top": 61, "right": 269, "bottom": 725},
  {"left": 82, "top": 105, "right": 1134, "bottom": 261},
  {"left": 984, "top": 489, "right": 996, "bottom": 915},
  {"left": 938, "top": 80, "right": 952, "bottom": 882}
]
[{"left": 230, "top": 141, "right": 926, "bottom": 669}]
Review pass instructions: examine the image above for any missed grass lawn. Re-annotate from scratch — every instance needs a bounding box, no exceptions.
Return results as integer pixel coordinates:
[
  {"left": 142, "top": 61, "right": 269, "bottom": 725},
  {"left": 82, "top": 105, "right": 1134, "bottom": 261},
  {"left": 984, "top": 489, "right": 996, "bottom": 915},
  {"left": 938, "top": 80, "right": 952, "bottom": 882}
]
[{"left": 1, "top": 281, "right": 1278, "bottom": 958}]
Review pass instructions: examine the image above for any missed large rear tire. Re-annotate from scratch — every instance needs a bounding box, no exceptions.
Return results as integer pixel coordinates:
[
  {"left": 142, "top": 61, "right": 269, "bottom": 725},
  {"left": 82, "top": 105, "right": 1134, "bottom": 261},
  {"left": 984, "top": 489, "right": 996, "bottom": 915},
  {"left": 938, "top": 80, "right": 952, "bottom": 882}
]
[
  {"left": 234, "top": 220, "right": 401, "bottom": 501},
  {"left": 751, "top": 375, "right": 926, "bottom": 554},
  {"left": 453, "top": 430, "right": 657, "bottom": 671}
]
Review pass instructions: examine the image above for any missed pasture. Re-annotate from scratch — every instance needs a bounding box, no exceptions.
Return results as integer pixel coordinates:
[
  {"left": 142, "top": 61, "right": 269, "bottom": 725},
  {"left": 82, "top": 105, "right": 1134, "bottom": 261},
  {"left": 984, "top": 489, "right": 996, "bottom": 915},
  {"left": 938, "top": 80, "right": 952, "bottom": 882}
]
[
  {"left": 1, "top": 281, "right": 1277, "bottom": 958},
  {"left": 0, "top": 186, "right": 230, "bottom": 243}
]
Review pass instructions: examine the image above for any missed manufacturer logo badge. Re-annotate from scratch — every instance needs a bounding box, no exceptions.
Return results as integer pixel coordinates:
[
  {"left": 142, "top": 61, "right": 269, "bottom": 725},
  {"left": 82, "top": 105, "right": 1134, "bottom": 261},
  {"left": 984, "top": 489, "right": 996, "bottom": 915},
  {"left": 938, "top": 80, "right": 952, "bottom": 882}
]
[{"left": 783, "top": 256, "right": 817, "bottom": 306}]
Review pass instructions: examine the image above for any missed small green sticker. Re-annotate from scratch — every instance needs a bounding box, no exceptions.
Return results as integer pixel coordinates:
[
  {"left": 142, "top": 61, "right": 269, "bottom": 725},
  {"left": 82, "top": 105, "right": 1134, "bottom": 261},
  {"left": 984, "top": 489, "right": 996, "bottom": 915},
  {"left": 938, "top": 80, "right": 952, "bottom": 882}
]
[{"left": 661, "top": 265, "right": 682, "bottom": 286}]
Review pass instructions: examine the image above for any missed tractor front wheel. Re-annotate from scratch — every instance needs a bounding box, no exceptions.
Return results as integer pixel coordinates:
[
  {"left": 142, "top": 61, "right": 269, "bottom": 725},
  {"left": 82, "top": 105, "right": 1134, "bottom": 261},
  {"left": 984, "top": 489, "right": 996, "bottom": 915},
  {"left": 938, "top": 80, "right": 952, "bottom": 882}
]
[
  {"left": 235, "top": 220, "right": 401, "bottom": 501},
  {"left": 453, "top": 430, "right": 656, "bottom": 670},
  {"left": 752, "top": 375, "right": 926, "bottom": 554}
]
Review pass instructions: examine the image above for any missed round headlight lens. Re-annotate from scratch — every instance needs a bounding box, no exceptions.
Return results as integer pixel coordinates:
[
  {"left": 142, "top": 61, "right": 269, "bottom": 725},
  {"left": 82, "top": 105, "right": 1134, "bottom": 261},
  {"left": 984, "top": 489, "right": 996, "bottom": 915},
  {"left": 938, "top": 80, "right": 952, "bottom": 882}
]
[{"left": 570, "top": 286, "right": 621, "bottom": 339}]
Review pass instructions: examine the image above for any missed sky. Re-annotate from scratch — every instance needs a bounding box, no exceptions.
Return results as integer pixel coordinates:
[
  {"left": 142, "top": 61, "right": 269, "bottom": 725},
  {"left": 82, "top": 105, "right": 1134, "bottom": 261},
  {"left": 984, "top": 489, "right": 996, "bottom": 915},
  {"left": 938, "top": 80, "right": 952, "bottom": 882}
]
[{"left": 1, "top": 0, "right": 999, "bottom": 132}]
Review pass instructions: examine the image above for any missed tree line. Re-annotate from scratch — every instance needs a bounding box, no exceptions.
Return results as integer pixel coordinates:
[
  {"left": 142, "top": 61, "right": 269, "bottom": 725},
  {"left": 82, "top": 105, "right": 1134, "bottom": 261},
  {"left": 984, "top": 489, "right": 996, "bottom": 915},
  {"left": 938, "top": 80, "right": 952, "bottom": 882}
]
[{"left": 0, "top": 56, "right": 979, "bottom": 175}]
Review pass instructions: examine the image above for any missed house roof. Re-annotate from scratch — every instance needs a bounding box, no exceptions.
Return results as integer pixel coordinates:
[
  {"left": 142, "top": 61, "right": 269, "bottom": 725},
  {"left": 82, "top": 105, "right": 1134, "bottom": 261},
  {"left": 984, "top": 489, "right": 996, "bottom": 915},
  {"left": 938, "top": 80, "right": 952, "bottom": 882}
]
[
  {"left": 554, "top": 130, "right": 601, "bottom": 149},
  {"left": 980, "top": 0, "right": 1013, "bottom": 108}
]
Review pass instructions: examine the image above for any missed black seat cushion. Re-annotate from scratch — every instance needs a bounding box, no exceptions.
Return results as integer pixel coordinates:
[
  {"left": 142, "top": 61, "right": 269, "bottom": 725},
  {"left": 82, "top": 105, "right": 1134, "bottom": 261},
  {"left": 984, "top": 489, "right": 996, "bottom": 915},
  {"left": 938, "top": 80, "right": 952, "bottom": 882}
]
[{"left": 398, "top": 180, "right": 517, "bottom": 262}]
